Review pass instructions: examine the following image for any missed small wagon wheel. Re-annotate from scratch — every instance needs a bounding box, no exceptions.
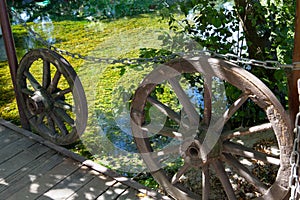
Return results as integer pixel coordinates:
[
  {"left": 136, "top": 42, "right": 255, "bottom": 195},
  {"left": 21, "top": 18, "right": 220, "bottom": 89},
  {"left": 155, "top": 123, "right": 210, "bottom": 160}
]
[
  {"left": 17, "top": 48, "right": 87, "bottom": 145},
  {"left": 130, "top": 56, "right": 293, "bottom": 199}
]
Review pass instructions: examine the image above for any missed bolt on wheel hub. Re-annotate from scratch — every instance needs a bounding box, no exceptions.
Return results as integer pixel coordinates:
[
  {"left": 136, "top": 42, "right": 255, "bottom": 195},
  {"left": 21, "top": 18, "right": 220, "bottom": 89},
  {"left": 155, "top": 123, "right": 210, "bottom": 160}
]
[{"left": 27, "top": 89, "right": 54, "bottom": 115}]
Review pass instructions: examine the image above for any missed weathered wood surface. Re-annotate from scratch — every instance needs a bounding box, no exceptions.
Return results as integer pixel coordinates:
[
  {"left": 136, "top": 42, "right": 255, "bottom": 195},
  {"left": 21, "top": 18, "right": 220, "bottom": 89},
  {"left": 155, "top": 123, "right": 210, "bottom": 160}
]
[{"left": 0, "top": 119, "right": 170, "bottom": 200}]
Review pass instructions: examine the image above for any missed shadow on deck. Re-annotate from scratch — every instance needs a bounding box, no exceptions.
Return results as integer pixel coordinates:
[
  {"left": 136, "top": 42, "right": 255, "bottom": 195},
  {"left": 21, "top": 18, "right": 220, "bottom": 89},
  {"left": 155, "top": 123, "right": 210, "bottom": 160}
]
[{"left": 0, "top": 119, "right": 170, "bottom": 200}]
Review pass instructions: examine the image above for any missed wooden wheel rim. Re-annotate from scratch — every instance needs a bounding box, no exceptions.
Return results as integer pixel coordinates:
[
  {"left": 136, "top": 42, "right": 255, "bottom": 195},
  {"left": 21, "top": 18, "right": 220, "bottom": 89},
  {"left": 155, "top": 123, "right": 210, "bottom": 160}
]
[
  {"left": 17, "top": 48, "right": 87, "bottom": 145},
  {"left": 130, "top": 56, "right": 292, "bottom": 199}
]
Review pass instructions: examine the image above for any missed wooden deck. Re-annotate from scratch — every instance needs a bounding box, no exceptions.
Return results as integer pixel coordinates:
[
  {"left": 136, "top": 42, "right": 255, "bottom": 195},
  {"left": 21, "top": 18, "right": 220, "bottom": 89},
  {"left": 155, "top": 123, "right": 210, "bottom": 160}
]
[{"left": 0, "top": 119, "right": 170, "bottom": 200}]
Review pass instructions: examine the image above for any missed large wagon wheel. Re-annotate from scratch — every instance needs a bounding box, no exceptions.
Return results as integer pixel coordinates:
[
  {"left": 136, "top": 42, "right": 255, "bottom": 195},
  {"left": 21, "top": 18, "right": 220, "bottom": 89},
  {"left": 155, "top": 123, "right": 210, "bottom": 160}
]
[
  {"left": 17, "top": 48, "right": 87, "bottom": 145},
  {"left": 130, "top": 56, "right": 293, "bottom": 199}
]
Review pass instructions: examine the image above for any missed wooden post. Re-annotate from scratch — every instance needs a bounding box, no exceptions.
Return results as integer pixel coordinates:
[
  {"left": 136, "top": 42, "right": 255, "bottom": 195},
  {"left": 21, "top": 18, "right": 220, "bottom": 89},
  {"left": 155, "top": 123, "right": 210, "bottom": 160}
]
[
  {"left": 288, "top": 0, "right": 300, "bottom": 128},
  {"left": 0, "top": 0, "right": 30, "bottom": 129}
]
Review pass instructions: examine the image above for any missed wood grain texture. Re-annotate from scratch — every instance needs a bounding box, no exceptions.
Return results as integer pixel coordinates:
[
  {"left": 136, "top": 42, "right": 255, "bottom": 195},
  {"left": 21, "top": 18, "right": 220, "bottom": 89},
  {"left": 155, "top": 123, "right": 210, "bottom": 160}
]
[{"left": 0, "top": 120, "right": 171, "bottom": 200}]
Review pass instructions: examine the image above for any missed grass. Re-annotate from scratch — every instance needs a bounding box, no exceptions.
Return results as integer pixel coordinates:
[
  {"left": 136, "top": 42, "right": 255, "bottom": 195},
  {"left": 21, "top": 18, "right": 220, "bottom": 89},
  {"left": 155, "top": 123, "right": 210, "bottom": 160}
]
[
  {"left": 0, "top": 12, "right": 171, "bottom": 187},
  {"left": 0, "top": 13, "right": 169, "bottom": 120},
  {"left": 0, "top": 12, "right": 285, "bottom": 196},
  {"left": 0, "top": 62, "right": 19, "bottom": 123}
]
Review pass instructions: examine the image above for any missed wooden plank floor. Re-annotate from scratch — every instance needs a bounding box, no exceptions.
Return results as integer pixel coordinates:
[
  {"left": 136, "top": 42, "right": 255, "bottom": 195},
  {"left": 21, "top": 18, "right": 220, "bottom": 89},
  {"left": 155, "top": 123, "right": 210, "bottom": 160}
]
[{"left": 0, "top": 119, "right": 170, "bottom": 200}]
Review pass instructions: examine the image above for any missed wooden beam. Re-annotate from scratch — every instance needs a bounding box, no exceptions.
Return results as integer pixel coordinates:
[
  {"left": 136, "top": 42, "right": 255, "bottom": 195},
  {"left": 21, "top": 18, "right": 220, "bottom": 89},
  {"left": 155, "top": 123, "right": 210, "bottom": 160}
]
[{"left": 0, "top": 0, "right": 30, "bottom": 129}]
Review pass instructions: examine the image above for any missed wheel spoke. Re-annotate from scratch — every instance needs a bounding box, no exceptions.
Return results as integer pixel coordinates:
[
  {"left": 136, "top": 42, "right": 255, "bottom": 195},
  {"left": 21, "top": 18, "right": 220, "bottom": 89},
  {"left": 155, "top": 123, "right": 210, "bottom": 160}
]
[
  {"left": 141, "top": 125, "right": 183, "bottom": 140},
  {"left": 42, "top": 60, "right": 51, "bottom": 88},
  {"left": 202, "top": 165, "right": 210, "bottom": 200},
  {"left": 212, "top": 159, "right": 237, "bottom": 200},
  {"left": 203, "top": 76, "right": 212, "bottom": 126},
  {"left": 49, "top": 112, "right": 68, "bottom": 136},
  {"left": 54, "top": 107, "right": 75, "bottom": 126},
  {"left": 223, "top": 141, "right": 280, "bottom": 165},
  {"left": 54, "top": 100, "right": 73, "bottom": 111},
  {"left": 21, "top": 88, "right": 34, "bottom": 96},
  {"left": 24, "top": 71, "right": 42, "bottom": 90},
  {"left": 171, "top": 162, "right": 190, "bottom": 184},
  {"left": 222, "top": 123, "right": 272, "bottom": 140},
  {"left": 129, "top": 56, "right": 291, "bottom": 199},
  {"left": 168, "top": 77, "right": 199, "bottom": 126},
  {"left": 36, "top": 113, "right": 46, "bottom": 125},
  {"left": 209, "top": 92, "right": 249, "bottom": 133},
  {"left": 222, "top": 92, "right": 249, "bottom": 124},
  {"left": 151, "top": 145, "right": 180, "bottom": 160},
  {"left": 200, "top": 92, "right": 250, "bottom": 148},
  {"left": 147, "top": 96, "right": 181, "bottom": 124},
  {"left": 46, "top": 114, "right": 56, "bottom": 133},
  {"left": 48, "top": 70, "right": 61, "bottom": 93},
  {"left": 222, "top": 153, "right": 268, "bottom": 194},
  {"left": 17, "top": 49, "right": 87, "bottom": 145},
  {"left": 38, "top": 122, "right": 55, "bottom": 137},
  {"left": 52, "top": 88, "right": 72, "bottom": 99},
  {"left": 145, "top": 144, "right": 181, "bottom": 172}
]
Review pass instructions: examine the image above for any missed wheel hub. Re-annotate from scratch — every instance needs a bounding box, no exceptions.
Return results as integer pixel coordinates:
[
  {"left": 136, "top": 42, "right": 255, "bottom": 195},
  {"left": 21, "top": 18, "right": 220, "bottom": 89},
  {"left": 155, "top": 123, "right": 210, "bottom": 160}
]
[
  {"left": 181, "top": 140, "right": 203, "bottom": 167},
  {"left": 27, "top": 90, "right": 54, "bottom": 115},
  {"left": 181, "top": 137, "right": 222, "bottom": 167}
]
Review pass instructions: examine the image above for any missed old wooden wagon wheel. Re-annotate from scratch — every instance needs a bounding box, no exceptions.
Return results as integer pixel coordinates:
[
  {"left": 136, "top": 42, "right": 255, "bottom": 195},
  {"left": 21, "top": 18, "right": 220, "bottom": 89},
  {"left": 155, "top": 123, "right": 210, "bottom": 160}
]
[
  {"left": 16, "top": 48, "right": 87, "bottom": 145},
  {"left": 130, "top": 56, "right": 293, "bottom": 199}
]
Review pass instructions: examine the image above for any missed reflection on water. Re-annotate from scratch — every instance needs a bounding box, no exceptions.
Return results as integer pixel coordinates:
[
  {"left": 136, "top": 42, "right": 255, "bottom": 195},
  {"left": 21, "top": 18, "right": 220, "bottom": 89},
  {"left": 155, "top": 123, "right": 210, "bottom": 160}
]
[
  {"left": 8, "top": 13, "right": 211, "bottom": 174},
  {"left": 0, "top": 35, "right": 7, "bottom": 61},
  {"left": 11, "top": 11, "right": 55, "bottom": 58},
  {"left": 97, "top": 113, "right": 137, "bottom": 153},
  {"left": 32, "top": 15, "right": 56, "bottom": 44}
]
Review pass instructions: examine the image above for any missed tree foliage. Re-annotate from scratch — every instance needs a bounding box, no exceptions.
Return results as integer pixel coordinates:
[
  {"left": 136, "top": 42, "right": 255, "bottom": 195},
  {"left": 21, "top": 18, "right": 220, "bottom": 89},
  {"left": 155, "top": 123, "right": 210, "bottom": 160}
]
[
  {"left": 7, "top": 0, "right": 296, "bottom": 126},
  {"left": 8, "top": 0, "right": 163, "bottom": 21},
  {"left": 160, "top": 0, "right": 294, "bottom": 60},
  {"left": 158, "top": 0, "right": 295, "bottom": 126}
]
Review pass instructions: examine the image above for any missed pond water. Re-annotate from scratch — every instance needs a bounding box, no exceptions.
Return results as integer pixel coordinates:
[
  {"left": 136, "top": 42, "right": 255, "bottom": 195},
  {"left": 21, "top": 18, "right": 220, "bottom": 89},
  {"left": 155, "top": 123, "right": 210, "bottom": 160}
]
[
  {"left": 7, "top": 11, "right": 209, "bottom": 175},
  {"left": 0, "top": 36, "right": 7, "bottom": 61},
  {"left": 8, "top": 13, "right": 167, "bottom": 174}
]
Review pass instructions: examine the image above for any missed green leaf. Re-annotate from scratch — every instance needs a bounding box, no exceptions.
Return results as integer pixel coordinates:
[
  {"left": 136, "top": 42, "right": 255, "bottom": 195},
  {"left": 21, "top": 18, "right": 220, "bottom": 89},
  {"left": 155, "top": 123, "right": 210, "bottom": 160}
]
[{"left": 212, "top": 17, "right": 222, "bottom": 28}]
